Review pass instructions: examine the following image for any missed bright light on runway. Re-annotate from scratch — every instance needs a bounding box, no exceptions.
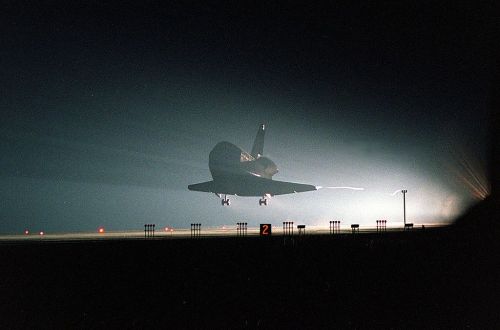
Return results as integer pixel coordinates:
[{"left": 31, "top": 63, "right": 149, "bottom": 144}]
[
  {"left": 390, "top": 189, "right": 402, "bottom": 196},
  {"left": 316, "top": 186, "right": 365, "bottom": 191}
]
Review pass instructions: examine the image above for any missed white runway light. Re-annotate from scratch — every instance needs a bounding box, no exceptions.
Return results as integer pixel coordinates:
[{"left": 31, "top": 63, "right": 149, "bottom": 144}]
[
  {"left": 316, "top": 186, "right": 365, "bottom": 191},
  {"left": 390, "top": 189, "right": 401, "bottom": 196}
]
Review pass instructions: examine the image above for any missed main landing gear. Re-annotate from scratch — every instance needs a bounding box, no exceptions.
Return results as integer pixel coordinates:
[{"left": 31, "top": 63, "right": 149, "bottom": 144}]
[
  {"left": 221, "top": 194, "right": 230, "bottom": 206},
  {"left": 216, "top": 194, "right": 268, "bottom": 206}
]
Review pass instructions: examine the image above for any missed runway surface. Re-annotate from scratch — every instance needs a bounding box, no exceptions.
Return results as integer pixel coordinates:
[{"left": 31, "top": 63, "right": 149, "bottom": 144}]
[{"left": 0, "top": 223, "right": 446, "bottom": 242}]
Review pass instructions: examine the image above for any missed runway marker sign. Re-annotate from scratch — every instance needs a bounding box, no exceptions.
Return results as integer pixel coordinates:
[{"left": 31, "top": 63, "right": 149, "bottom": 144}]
[{"left": 260, "top": 224, "right": 272, "bottom": 236}]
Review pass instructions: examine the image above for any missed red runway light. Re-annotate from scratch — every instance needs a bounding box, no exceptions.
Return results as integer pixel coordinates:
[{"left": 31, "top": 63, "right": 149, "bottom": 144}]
[
  {"left": 39, "top": 231, "right": 44, "bottom": 236},
  {"left": 24, "top": 230, "right": 29, "bottom": 235},
  {"left": 98, "top": 227, "right": 105, "bottom": 233},
  {"left": 165, "top": 227, "right": 169, "bottom": 231}
]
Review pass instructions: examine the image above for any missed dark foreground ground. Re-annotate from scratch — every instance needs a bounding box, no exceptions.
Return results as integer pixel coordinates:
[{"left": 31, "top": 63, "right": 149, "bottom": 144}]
[{"left": 1, "top": 204, "right": 499, "bottom": 329}]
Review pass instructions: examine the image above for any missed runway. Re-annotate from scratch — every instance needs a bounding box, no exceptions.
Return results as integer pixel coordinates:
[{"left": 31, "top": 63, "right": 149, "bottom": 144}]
[
  {"left": 1, "top": 218, "right": 492, "bottom": 329},
  {"left": 0, "top": 223, "right": 446, "bottom": 242}
]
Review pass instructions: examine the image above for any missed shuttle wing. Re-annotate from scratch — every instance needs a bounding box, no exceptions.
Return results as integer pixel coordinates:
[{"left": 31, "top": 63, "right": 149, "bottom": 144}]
[
  {"left": 188, "top": 177, "right": 316, "bottom": 196},
  {"left": 188, "top": 180, "right": 216, "bottom": 193},
  {"left": 255, "top": 177, "right": 317, "bottom": 196}
]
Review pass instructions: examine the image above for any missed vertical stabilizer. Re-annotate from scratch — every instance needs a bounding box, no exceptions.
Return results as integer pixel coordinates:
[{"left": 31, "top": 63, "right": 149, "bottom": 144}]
[{"left": 251, "top": 124, "right": 265, "bottom": 158}]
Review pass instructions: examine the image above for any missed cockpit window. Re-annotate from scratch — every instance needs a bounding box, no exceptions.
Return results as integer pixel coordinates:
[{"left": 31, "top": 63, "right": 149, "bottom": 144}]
[{"left": 240, "top": 151, "right": 254, "bottom": 162}]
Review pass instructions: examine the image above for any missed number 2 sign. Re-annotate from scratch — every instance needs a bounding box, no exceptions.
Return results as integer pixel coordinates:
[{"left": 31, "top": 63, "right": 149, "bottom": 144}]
[{"left": 260, "top": 224, "right": 272, "bottom": 236}]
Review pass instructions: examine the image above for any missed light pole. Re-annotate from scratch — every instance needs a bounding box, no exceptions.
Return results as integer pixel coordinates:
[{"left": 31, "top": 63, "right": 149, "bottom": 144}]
[{"left": 401, "top": 189, "right": 407, "bottom": 227}]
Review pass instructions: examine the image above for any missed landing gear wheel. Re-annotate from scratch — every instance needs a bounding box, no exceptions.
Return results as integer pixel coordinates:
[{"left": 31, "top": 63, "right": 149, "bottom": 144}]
[
  {"left": 221, "top": 195, "right": 230, "bottom": 206},
  {"left": 259, "top": 198, "right": 268, "bottom": 206}
]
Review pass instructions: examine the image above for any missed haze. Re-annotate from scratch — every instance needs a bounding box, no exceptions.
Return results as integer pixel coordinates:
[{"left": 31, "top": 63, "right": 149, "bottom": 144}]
[{"left": 0, "top": 3, "right": 493, "bottom": 233}]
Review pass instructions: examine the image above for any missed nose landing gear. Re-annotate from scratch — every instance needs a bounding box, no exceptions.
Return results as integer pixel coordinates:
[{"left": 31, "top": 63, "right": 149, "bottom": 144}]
[{"left": 259, "top": 197, "right": 268, "bottom": 206}]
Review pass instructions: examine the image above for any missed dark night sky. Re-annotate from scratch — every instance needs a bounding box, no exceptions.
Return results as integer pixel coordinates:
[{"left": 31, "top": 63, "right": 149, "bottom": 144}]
[{"left": 0, "top": 1, "right": 496, "bottom": 233}]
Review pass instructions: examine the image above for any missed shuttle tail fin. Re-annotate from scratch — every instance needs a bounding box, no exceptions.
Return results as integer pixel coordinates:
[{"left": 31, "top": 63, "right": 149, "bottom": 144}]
[{"left": 251, "top": 124, "right": 266, "bottom": 158}]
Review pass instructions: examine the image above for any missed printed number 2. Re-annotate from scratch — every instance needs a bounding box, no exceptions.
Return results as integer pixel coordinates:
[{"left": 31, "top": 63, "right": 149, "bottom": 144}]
[{"left": 262, "top": 225, "right": 269, "bottom": 235}]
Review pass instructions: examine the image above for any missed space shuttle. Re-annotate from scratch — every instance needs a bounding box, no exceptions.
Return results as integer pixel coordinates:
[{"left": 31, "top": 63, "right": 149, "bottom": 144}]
[{"left": 188, "top": 124, "right": 317, "bottom": 205}]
